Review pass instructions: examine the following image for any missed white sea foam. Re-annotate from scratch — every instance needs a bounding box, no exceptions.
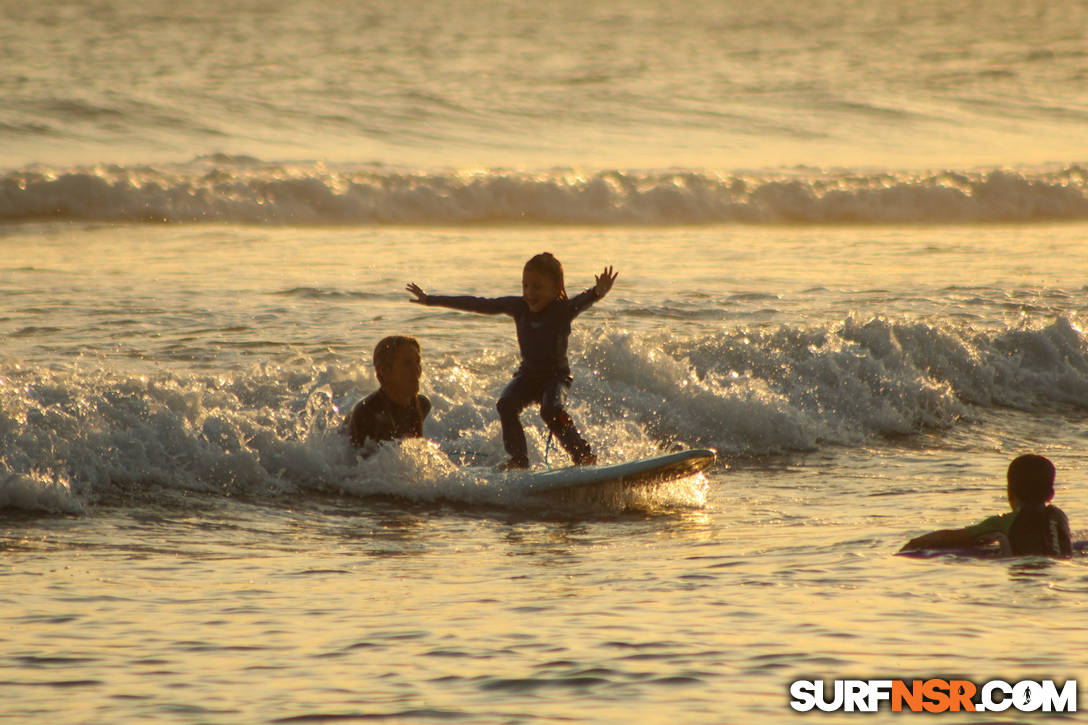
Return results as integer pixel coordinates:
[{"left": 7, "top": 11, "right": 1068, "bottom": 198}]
[
  {"left": 0, "top": 472, "right": 82, "bottom": 515},
  {"left": 3, "top": 162, "right": 1087, "bottom": 225},
  {"left": 2, "top": 316, "right": 1086, "bottom": 514}
]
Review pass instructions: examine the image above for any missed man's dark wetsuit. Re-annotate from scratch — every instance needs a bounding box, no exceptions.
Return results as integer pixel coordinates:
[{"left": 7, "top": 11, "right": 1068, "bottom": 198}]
[
  {"left": 342, "top": 389, "right": 431, "bottom": 456},
  {"left": 421, "top": 288, "right": 601, "bottom": 466}
]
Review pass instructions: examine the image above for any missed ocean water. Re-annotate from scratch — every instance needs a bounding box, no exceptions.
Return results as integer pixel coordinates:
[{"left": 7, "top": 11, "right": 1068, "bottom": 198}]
[{"left": 4, "top": 1, "right": 1088, "bottom": 723}]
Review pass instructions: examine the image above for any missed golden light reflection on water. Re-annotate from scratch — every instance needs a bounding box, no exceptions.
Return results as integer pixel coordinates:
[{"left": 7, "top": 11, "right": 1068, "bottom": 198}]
[
  {"left": 7, "top": 221, "right": 1088, "bottom": 290},
  {"left": 6, "top": 448, "right": 1088, "bottom": 724},
  {"left": 4, "top": 222, "right": 1088, "bottom": 722}
]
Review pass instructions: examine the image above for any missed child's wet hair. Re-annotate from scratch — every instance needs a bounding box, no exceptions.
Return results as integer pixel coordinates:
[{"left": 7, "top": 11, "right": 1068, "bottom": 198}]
[
  {"left": 1007, "top": 454, "right": 1056, "bottom": 504},
  {"left": 523, "top": 252, "right": 567, "bottom": 300},
  {"left": 373, "top": 335, "right": 420, "bottom": 380}
]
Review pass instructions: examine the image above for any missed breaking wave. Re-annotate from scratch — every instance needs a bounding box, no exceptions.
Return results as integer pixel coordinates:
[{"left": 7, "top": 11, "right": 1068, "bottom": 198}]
[
  {"left": 3, "top": 158, "right": 1087, "bottom": 226},
  {"left": 3, "top": 315, "right": 1087, "bottom": 514}
]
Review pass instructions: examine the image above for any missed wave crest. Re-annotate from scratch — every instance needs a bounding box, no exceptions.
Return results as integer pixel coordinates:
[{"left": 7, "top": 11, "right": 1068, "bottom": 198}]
[
  {"left": 3, "top": 315, "right": 1087, "bottom": 514},
  {"left": 3, "top": 161, "right": 1087, "bottom": 225}
]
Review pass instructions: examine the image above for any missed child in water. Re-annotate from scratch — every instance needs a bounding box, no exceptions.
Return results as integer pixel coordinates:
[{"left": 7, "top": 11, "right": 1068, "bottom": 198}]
[
  {"left": 341, "top": 335, "right": 431, "bottom": 456},
  {"left": 899, "top": 454, "right": 1073, "bottom": 557},
  {"left": 407, "top": 252, "right": 617, "bottom": 470}
]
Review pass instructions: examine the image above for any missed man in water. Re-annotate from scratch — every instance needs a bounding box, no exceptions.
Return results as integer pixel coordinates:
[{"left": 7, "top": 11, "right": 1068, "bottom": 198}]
[{"left": 341, "top": 336, "right": 431, "bottom": 455}]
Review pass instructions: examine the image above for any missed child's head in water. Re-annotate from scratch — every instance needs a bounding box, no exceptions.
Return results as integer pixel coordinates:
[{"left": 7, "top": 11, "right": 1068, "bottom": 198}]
[
  {"left": 372, "top": 335, "right": 422, "bottom": 404},
  {"left": 1006, "top": 453, "right": 1056, "bottom": 508},
  {"left": 898, "top": 452, "right": 1071, "bottom": 557},
  {"left": 522, "top": 252, "right": 568, "bottom": 312}
]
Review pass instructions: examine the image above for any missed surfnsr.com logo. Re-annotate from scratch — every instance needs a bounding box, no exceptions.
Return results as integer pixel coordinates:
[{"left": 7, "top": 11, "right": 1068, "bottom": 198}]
[{"left": 789, "top": 679, "right": 1077, "bottom": 713}]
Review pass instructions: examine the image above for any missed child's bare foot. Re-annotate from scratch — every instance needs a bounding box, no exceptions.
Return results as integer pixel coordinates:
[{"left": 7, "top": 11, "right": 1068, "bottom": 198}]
[{"left": 497, "top": 456, "right": 529, "bottom": 471}]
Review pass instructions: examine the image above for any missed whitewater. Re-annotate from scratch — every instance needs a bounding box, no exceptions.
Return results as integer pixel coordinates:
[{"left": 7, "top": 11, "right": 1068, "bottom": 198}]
[
  {"left": 4, "top": 0, "right": 1088, "bottom": 723},
  {"left": 4, "top": 160, "right": 1088, "bottom": 226}
]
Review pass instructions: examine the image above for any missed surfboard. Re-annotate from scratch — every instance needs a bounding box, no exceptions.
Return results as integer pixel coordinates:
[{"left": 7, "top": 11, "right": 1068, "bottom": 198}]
[
  {"left": 896, "top": 545, "right": 1008, "bottom": 560},
  {"left": 525, "top": 448, "right": 716, "bottom": 495}
]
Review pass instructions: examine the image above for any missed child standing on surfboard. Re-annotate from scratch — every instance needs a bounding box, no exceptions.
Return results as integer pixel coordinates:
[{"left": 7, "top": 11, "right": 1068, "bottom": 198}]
[{"left": 407, "top": 252, "right": 617, "bottom": 470}]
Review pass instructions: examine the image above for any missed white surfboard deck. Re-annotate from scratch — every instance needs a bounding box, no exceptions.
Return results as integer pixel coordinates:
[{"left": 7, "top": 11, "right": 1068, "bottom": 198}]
[{"left": 524, "top": 448, "right": 716, "bottom": 495}]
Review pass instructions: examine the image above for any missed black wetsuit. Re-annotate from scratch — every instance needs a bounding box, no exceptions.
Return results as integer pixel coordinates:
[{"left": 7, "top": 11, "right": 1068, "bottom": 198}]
[
  {"left": 1010, "top": 505, "right": 1073, "bottom": 557},
  {"left": 422, "top": 288, "right": 600, "bottom": 465},
  {"left": 342, "top": 389, "right": 431, "bottom": 455},
  {"left": 965, "top": 505, "right": 1073, "bottom": 557}
]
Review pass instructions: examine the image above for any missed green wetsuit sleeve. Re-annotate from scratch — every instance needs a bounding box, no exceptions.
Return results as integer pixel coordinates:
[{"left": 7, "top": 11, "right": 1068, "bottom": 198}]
[{"left": 962, "top": 511, "right": 1016, "bottom": 539}]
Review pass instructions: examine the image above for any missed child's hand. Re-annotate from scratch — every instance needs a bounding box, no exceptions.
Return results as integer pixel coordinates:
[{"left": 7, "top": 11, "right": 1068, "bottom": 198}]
[
  {"left": 594, "top": 266, "right": 618, "bottom": 298},
  {"left": 406, "top": 282, "right": 428, "bottom": 304}
]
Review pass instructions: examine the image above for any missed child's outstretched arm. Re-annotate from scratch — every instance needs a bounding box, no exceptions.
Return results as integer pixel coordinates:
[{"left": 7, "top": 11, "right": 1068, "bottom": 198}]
[
  {"left": 898, "top": 527, "right": 978, "bottom": 553},
  {"left": 405, "top": 282, "right": 520, "bottom": 316},
  {"left": 568, "top": 266, "right": 618, "bottom": 318},
  {"left": 594, "top": 266, "right": 618, "bottom": 298},
  {"left": 406, "top": 282, "right": 428, "bottom": 304}
]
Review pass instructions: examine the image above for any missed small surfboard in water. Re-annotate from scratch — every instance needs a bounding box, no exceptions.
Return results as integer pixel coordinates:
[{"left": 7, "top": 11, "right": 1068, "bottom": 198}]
[{"left": 525, "top": 448, "right": 717, "bottom": 496}]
